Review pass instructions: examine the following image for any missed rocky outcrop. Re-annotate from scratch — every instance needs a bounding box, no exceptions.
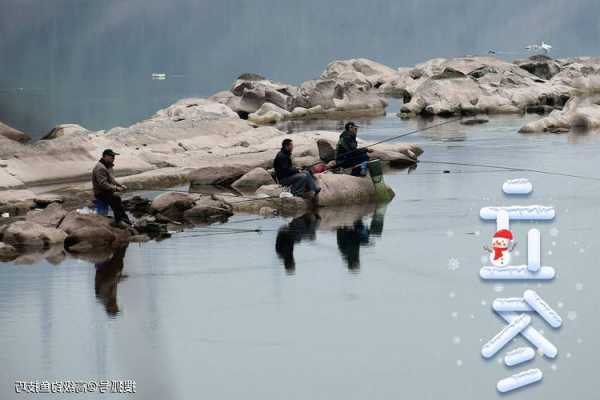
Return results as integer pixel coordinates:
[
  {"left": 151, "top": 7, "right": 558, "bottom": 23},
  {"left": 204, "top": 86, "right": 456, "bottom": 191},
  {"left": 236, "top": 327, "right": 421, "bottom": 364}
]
[
  {"left": 25, "top": 203, "right": 68, "bottom": 228},
  {"left": 59, "top": 211, "right": 131, "bottom": 249},
  {"left": 0, "top": 121, "right": 30, "bottom": 143},
  {"left": 398, "top": 56, "right": 572, "bottom": 117},
  {"left": 41, "top": 124, "right": 89, "bottom": 140},
  {"left": 3, "top": 221, "right": 67, "bottom": 248},
  {"left": 150, "top": 192, "right": 195, "bottom": 221},
  {"left": 519, "top": 96, "right": 600, "bottom": 133},
  {"left": 183, "top": 197, "right": 233, "bottom": 223},
  {"left": 231, "top": 167, "right": 275, "bottom": 189},
  {"left": 216, "top": 60, "right": 390, "bottom": 124}
]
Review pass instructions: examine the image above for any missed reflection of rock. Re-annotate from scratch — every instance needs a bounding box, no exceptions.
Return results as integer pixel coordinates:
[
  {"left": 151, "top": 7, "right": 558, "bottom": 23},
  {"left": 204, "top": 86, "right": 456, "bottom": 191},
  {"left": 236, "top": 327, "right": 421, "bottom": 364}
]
[
  {"left": 3, "top": 221, "right": 67, "bottom": 248},
  {"left": 0, "top": 242, "right": 18, "bottom": 261},
  {"left": 12, "top": 245, "right": 66, "bottom": 265},
  {"left": 95, "top": 245, "right": 128, "bottom": 316}
]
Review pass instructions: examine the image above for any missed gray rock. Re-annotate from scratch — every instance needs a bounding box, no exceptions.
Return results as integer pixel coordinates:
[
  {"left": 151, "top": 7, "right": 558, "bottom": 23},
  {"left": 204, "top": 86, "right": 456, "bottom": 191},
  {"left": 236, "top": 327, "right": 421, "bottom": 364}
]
[
  {"left": 3, "top": 221, "right": 67, "bottom": 248},
  {"left": 26, "top": 203, "right": 68, "bottom": 228},
  {"left": 150, "top": 192, "right": 195, "bottom": 221},
  {"left": 231, "top": 168, "right": 275, "bottom": 189},
  {"left": 59, "top": 211, "right": 130, "bottom": 249},
  {"left": 40, "top": 124, "right": 88, "bottom": 140},
  {"left": 183, "top": 198, "right": 233, "bottom": 222},
  {"left": 0, "top": 121, "right": 30, "bottom": 143},
  {"left": 189, "top": 165, "right": 249, "bottom": 186}
]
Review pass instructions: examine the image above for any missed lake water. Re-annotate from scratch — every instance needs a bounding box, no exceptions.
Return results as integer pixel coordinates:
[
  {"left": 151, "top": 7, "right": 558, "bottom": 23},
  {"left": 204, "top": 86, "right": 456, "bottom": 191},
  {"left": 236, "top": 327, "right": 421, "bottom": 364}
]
[{"left": 2, "top": 109, "right": 600, "bottom": 399}]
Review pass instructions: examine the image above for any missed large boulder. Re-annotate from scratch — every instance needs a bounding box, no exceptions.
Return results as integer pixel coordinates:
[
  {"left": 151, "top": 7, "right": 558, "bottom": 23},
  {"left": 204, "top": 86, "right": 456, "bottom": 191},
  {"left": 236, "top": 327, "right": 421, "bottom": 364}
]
[
  {"left": 25, "top": 203, "right": 68, "bottom": 228},
  {"left": 513, "top": 55, "right": 562, "bottom": 80},
  {"left": 0, "top": 121, "right": 30, "bottom": 143},
  {"left": 519, "top": 96, "right": 600, "bottom": 133},
  {"left": 189, "top": 165, "right": 250, "bottom": 186},
  {"left": 59, "top": 211, "right": 129, "bottom": 249},
  {"left": 248, "top": 103, "right": 291, "bottom": 124},
  {"left": 150, "top": 192, "right": 195, "bottom": 221},
  {"left": 40, "top": 124, "right": 88, "bottom": 140},
  {"left": 3, "top": 221, "right": 67, "bottom": 248},
  {"left": 231, "top": 167, "right": 275, "bottom": 189},
  {"left": 183, "top": 197, "right": 233, "bottom": 223},
  {"left": 315, "top": 173, "right": 394, "bottom": 207}
]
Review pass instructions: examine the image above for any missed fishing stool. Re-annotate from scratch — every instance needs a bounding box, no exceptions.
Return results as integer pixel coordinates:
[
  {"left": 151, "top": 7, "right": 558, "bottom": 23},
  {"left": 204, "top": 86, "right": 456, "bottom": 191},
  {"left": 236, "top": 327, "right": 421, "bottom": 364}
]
[{"left": 94, "top": 198, "right": 109, "bottom": 216}]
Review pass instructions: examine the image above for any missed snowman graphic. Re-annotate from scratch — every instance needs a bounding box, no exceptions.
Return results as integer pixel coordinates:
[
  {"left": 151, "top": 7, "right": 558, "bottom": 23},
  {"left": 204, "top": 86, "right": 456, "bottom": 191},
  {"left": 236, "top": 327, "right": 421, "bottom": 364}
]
[{"left": 483, "top": 229, "right": 517, "bottom": 267}]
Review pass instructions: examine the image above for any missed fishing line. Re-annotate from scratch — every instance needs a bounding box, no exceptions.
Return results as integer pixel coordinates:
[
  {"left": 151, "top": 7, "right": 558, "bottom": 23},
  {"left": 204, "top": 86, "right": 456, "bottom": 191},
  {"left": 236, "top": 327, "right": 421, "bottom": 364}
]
[{"left": 418, "top": 160, "right": 600, "bottom": 182}]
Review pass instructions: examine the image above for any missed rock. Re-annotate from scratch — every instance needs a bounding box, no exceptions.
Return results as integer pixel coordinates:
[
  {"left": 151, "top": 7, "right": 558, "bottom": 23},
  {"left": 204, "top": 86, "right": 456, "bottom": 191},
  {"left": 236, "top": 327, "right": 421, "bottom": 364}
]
[
  {"left": 40, "top": 124, "right": 88, "bottom": 140},
  {"left": 33, "top": 193, "right": 65, "bottom": 207},
  {"left": 3, "top": 221, "right": 67, "bottom": 248},
  {"left": 248, "top": 103, "right": 290, "bottom": 124},
  {"left": 153, "top": 98, "right": 239, "bottom": 120},
  {"left": 25, "top": 203, "right": 68, "bottom": 228},
  {"left": 460, "top": 118, "right": 490, "bottom": 125},
  {"left": 526, "top": 105, "right": 556, "bottom": 115},
  {"left": 150, "top": 192, "right": 195, "bottom": 221},
  {"left": 0, "top": 121, "right": 30, "bottom": 143},
  {"left": 0, "top": 242, "right": 18, "bottom": 261},
  {"left": 259, "top": 207, "right": 278, "bottom": 216},
  {"left": 0, "top": 189, "right": 36, "bottom": 205},
  {"left": 519, "top": 96, "right": 600, "bottom": 133},
  {"left": 183, "top": 197, "right": 233, "bottom": 223},
  {"left": 189, "top": 165, "right": 250, "bottom": 186},
  {"left": 231, "top": 167, "right": 275, "bottom": 189},
  {"left": 129, "top": 234, "right": 151, "bottom": 243},
  {"left": 59, "top": 211, "right": 129, "bottom": 249},
  {"left": 315, "top": 173, "right": 394, "bottom": 207},
  {"left": 123, "top": 196, "right": 152, "bottom": 214},
  {"left": 514, "top": 55, "right": 561, "bottom": 80}
]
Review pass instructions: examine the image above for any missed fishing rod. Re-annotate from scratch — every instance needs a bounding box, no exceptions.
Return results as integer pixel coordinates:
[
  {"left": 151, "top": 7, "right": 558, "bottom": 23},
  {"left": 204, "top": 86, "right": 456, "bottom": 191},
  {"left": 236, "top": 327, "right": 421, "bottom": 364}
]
[{"left": 302, "top": 117, "right": 463, "bottom": 171}]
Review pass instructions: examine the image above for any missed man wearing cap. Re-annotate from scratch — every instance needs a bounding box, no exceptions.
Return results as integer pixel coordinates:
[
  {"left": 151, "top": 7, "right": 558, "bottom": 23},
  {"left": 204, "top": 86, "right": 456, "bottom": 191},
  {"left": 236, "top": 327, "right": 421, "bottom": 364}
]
[
  {"left": 92, "top": 149, "right": 131, "bottom": 227},
  {"left": 335, "top": 122, "right": 373, "bottom": 176}
]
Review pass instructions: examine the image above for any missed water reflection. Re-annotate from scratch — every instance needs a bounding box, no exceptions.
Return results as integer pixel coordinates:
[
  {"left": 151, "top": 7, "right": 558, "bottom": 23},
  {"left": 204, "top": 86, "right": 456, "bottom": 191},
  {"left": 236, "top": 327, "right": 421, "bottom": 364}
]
[
  {"left": 336, "top": 207, "right": 385, "bottom": 271},
  {"left": 275, "top": 214, "right": 320, "bottom": 274},
  {"left": 94, "top": 245, "right": 128, "bottom": 316},
  {"left": 275, "top": 206, "right": 387, "bottom": 273}
]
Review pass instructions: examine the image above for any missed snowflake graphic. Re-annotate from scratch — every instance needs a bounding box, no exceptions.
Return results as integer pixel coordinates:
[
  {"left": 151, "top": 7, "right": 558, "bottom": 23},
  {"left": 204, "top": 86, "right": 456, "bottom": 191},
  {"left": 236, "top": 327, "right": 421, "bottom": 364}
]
[
  {"left": 550, "top": 227, "right": 559, "bottom": 237},
  {"left": 448, "top": 258, "right": 461, "bottom": 271}
]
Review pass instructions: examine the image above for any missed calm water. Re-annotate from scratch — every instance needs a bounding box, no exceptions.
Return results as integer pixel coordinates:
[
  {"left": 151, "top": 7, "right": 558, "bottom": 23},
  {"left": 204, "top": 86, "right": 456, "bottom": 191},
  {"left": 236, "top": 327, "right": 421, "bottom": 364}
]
[
  {"left": 2, "top": 111, "right": 600, "bottom": 399},
  {"left": 3, "top": 0, "right": 600, "bottom": 138}
]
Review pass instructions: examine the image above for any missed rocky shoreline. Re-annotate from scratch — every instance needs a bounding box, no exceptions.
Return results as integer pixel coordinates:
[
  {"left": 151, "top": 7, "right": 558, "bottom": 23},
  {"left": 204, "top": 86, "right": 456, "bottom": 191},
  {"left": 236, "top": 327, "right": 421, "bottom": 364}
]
[{"left": 2, "top": 53, "right": 600, "bottom": 263}]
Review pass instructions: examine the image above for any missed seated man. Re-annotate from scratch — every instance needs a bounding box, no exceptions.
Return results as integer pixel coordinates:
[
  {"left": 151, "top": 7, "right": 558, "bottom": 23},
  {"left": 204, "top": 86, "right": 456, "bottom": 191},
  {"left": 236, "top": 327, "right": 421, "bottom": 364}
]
[
  {"left": 335, "top": 121, "right": 373, "bottom": 176},
  {"left": 274, "top": 139, "right": 320, "bottom": 200},
  {"left": 92, "top": 149, "right": 131, "bottom": 227}
]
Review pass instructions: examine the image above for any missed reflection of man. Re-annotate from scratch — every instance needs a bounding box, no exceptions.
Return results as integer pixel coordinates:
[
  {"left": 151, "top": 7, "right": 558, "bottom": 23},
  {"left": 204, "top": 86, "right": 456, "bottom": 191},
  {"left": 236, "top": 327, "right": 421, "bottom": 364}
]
[
  {"left": 336, "top": 207, "right": 386, "bottom": 271},
  {"left": 275, "top": 214, "right": 320, "bottom": 273},
  {"left": 95, "top": 245, "right": 128, "bottom": 316}
]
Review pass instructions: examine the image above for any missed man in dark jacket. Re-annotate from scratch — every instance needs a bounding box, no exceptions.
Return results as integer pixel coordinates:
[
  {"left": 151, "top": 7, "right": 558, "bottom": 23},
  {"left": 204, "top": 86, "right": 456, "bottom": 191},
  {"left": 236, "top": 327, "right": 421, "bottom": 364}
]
[
  {"left": 274, "top": 139, "right": 320, "bottom": 199},
  {"left": 92, "top": 149, "right": 131, "bottom": 226},
  {"left": 335, "top": 121, "right": 373, "bottom": 176}
]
